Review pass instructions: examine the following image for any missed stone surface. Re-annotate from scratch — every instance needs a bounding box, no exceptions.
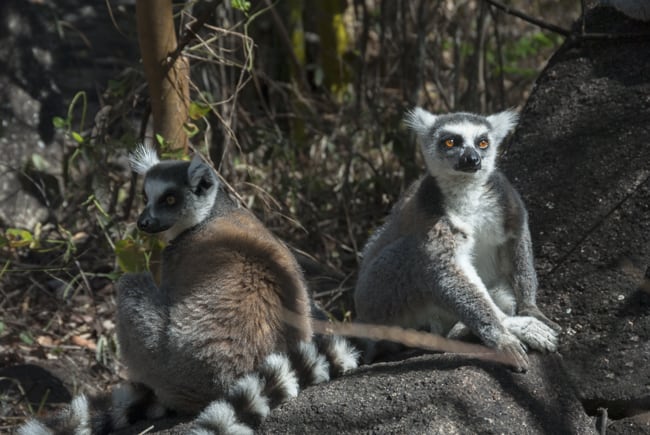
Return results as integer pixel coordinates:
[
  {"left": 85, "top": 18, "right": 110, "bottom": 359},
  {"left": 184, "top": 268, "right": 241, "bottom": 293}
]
[{"left": 502, "top": 6, "right": 650, "bottom": 433}]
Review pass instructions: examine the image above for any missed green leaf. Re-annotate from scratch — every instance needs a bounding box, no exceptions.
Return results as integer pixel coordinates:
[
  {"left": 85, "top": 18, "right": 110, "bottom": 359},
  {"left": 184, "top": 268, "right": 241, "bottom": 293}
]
[
  {"left": 160, "top": 148, "right": 187, "bottom": 161},
  {"left": 183, "top": 122, "right": 200, "bottom": 138},
  {"left": 189, "top": 101, "right": 211, "bottom": 120},
  {"left": 155, "top": 133, "right": 166, "bottom": 148},
  {"left": 19, "top": 331, "right": 34, "bottom": 345},
  {"left": 114, "top": 238, "right": 147, "bottom": 273},
  {"left": 232, "top": 0, "right": 251, "bottom": 13},
  {"left": 0, "top": 321, "right": 5, "bottom": 335},
  {"left": 71, "top": 131, "right": 84, "bottom": 144},
  {"left": 52, "top": 116, "right": 68, "bottom": 129},
  {"left": 5, "top": 228, "right": 33, "bottom": 248},
  {"left": 31, "top": 153, "right": 49, "bottom": 171}
]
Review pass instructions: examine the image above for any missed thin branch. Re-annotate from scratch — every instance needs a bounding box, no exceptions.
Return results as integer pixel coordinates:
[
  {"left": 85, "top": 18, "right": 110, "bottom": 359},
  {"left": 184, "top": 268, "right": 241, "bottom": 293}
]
[
  {"left": 546, "top": 172, "right": 650, "bottom": 277},
  {"left": 162, "top": 1, "right": 222, "bottom": 73},
  {"left": 482, "top": 0, "right": 570, "bottom": 37},
  {"left": 484, "top": 0, "right": 650, "bottom": 42}
]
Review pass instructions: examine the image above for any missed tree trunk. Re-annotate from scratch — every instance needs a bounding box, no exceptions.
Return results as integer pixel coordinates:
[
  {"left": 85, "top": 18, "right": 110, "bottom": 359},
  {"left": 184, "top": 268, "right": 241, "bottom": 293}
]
[{"left": 136, "top": 0, "right": 189, "bottom": 152}]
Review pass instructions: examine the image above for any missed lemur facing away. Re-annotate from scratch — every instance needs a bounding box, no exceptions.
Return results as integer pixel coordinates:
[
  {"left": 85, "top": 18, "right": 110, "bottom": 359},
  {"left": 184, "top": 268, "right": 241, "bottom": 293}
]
[
  {"left": 354, "top": 108, "right": 560, "bottom": 371},
  {"left": 19, "top": 145, "right": 358, "bottom": 435}
]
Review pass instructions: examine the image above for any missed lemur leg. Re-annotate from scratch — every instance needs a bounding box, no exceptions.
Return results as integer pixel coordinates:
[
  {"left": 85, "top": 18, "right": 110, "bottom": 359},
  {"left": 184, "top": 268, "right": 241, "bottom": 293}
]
[{"left": 509, "top": 229, "right": 562, "bottom": 332}]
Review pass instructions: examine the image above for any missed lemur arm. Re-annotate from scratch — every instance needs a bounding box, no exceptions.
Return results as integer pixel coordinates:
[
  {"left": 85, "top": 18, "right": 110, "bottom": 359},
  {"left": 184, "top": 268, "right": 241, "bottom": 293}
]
[
  {"left": 509, "top": 225, "right": 561, "bottom": 331},
  {"left": 423, "top": 220, "right": 529, "bottom": 371}
]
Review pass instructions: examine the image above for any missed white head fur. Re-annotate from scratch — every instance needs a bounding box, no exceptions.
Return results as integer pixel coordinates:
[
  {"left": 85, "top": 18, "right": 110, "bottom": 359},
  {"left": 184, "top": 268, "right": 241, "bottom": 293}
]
[
  {"left": 405, "top": 107, "right": 518, "bottom": 182},
  {"left": 129, "top": 143, "right": 160, "bottom": 175}
]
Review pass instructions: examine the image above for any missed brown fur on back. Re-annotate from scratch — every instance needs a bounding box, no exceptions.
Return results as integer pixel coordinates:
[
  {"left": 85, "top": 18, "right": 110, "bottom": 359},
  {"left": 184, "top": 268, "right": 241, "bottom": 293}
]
[{"left": 120, "top": 207, "right": 313, "bottom": 413}]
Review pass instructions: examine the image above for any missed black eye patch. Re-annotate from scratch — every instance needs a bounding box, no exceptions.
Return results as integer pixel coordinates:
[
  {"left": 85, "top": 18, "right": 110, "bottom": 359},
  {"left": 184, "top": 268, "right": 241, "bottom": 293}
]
[
  {"left": 158, "top": 189, "right": 181, "bottom": 206},
  {"left": 438, "top": 134, "right": 464, "bottom": 149}
]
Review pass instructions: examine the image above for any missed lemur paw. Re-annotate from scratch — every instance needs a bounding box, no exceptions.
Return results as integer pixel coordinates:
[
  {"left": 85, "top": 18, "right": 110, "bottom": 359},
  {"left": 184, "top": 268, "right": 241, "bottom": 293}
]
[
  {"left": 503, "top": 316, "right": 559, "bottom": 353},
  {"left": 495, "top": 332, "right": 529, "bottom": 372},
  {"left": 518, "top": 307, "right": 562, "bottom": 333}
]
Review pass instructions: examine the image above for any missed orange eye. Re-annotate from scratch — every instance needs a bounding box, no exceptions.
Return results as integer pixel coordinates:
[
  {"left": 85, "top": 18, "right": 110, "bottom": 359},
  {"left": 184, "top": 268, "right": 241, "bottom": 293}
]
[
  {"left": 165, "top": 195, "right": 176, "bottom": 206},
  {"left": 445, "top": 139, "right": 454, "bottom": 148},
  {"left": 478, "top": 139, "right": 489, "bottom": 149}
]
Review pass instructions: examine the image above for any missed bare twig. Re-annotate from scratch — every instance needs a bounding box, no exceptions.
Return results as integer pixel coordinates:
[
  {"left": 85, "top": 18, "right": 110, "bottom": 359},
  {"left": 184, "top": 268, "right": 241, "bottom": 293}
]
[
  {"left": 546, "top": 172, "right": 650, "bottom": 277},
  {"left": 484, "top": 0, "right": 650, "bottom": 42},
  {"left": 162, "top": 1, "right": 222, "bottom": 73},
  {"left": 482, "top": 0, "right": 570, "bottom": 37}
]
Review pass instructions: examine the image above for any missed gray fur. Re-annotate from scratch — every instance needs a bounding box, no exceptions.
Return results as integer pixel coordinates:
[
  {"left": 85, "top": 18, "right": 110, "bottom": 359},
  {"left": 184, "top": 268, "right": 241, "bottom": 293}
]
[
  {"left": 137, "top": 156, "right": 220, "bottom": 242},
  {"left": 19, "top": 150, "right": 359, "bottom": 435},
  {"left": 355, "top": 107, "right": 559, "bottom": 371}
]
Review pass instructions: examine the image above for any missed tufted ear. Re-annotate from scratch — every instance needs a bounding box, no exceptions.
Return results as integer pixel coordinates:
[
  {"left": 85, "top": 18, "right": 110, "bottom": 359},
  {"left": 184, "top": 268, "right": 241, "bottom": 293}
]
[
  {"left": 404, "top": 107, "right": 438, "bottom": 142},
  {"left": 486, "top": 109, "right": 519, "bottom": 145},
  {"left": 187, "top": 154, "right": 217, "bottom": 194},
  {"left": 129, "top": 143, "right": 160, "bottom": 175}
]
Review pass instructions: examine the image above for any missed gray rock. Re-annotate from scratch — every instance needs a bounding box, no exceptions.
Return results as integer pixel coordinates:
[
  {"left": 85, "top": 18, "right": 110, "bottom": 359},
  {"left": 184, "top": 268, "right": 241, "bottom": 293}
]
[{"left": 502, "top": 6, "right": 650, "bottom": 433}]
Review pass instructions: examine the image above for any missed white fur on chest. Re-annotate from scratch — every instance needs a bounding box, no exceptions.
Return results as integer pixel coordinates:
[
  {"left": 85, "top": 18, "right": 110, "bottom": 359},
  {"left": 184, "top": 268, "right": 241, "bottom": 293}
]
[{"left": 446, "top": 185, "right": 509, "bottom": 287}]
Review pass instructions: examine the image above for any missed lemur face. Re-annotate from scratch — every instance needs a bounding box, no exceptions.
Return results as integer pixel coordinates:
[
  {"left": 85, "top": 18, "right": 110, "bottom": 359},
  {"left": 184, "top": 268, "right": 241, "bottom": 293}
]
[
  {"left": 139, "top": 161, "right": 193, "bottom": 235},
  {"left": 405, "top": 108, "right": 518, "bottom": 180},
  {"left": 430, "top": 118, "right": 493, "bottom": 175},
  {"left": 129, "top": 145, "right": 218, "bottom": 242}
]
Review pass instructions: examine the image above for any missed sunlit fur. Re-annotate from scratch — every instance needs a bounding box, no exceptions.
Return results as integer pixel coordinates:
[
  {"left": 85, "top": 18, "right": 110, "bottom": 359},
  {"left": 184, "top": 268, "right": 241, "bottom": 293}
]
[
  {"left": 129, "top": 143, "right": 160, "bottom": 175},
  {"left": 19, "top": 149, "right": 359, "bottom": 435},
  {"left": 355, "top": 108, "right": 558, "bottom": 371}
]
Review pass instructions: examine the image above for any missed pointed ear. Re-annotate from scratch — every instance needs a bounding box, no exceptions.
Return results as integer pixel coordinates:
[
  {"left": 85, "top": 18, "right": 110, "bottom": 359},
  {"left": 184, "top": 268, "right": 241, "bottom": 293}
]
[
  {"left": 129, "top": 143, "right": 160, "bottom": 174},
  {"left": 187, "top": 154, "right": 217, "bottom": 193},
  {"left": 404, "top": 107, "right": 438, "bottom": 141},
  {"left": 486, "top": 109, "right": 519, "bottom": 145}
]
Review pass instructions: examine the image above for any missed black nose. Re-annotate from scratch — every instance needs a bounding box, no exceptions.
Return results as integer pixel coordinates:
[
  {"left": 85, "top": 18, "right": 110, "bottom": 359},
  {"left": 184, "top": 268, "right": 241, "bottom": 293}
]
[
  {"left": 137, "top": 215, "right": 159, "bottom": 232},
  {"left": 456, "top": 150, "right": 481, "bottom": 172}
]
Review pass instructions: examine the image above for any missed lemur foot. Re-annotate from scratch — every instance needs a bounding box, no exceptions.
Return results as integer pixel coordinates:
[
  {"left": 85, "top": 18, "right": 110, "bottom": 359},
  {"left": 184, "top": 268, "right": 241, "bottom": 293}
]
[
  {"left": 494, "top": 332, "right": 529, "bottom": 372},
  {"left": 519, "top": 306, "right": 562, "bottom": 333},
  {"left": 446, "top": 322, "right": 473, "bottom": 340},
  {"left": 503, "top": 316, "right": 559, "bottom": 353}
]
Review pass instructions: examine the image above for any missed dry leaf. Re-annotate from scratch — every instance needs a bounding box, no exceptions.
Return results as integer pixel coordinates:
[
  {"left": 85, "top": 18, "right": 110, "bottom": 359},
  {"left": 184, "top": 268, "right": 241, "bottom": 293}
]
[{"left": 71, "top": 335, "right": 97, "bottom": 350}]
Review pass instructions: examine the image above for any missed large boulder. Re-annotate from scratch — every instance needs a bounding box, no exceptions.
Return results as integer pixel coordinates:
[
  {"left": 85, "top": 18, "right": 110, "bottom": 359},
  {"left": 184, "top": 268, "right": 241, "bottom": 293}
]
[{"left": 501, "top": 6, "right": 650, "bottom": 434}]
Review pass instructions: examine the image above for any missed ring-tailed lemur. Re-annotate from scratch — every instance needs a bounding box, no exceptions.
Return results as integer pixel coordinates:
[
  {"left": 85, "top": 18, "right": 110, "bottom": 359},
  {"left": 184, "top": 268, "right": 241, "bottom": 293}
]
[
  {"left": 19, "top": 145, "right": 358, "bottom": 435},
  {"left": 354, "top": 108, "right": 560, "bottom": 371}
]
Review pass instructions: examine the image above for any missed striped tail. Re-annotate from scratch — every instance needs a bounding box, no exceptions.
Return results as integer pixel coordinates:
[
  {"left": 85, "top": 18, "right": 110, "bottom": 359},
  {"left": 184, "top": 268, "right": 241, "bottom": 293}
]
[
  {"left": 192, "top": 338, "right": 359, "bottom": 434},
  {"left": 17, "top": 383, "right": 166, "bottom": 435},
  {"left": 17, "top": 338, "right": 358, "bottom": 435}
]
